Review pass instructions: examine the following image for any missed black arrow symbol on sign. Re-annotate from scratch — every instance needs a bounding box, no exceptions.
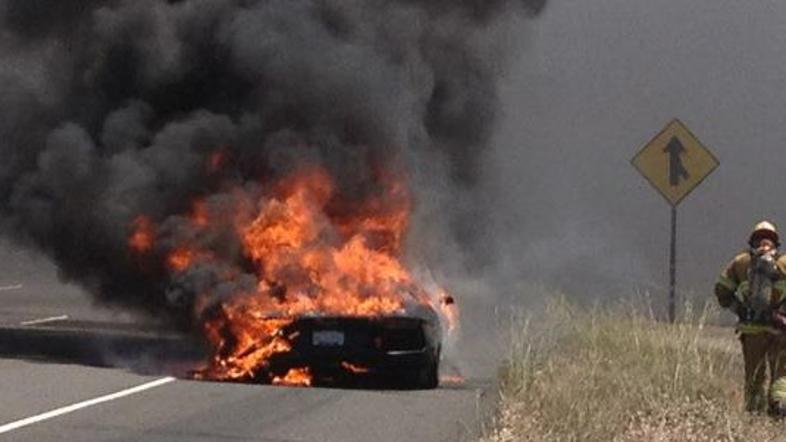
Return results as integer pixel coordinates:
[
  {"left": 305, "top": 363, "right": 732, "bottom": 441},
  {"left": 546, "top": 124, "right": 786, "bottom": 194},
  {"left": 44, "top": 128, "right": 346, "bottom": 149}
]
[{"left": 664, "top": 136, "right": 689, "bottom": 186}]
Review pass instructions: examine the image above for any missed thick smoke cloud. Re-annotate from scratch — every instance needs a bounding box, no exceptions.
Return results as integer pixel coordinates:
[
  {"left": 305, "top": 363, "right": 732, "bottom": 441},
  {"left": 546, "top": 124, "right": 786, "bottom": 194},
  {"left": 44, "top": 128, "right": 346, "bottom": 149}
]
[{"left": 0, "top": 0, "right": 543, "bottom": 323}]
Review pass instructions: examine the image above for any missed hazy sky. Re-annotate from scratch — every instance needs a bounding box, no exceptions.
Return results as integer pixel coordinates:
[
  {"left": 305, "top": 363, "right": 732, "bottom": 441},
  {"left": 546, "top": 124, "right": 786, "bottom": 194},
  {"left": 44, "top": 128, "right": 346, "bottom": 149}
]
[
  {"left": 489, "top": 0, "right": 786, "bottom": 305},
  {"left": 5, "top": 1, "right": 786, "bottom": 315}
]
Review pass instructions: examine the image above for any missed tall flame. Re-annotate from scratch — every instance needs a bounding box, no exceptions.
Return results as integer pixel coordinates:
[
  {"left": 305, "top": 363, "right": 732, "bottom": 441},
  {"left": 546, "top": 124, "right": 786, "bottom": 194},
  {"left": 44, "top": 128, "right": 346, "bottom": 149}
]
[{"left": 128, "top": 165, "right": 455, "bottom": 384}]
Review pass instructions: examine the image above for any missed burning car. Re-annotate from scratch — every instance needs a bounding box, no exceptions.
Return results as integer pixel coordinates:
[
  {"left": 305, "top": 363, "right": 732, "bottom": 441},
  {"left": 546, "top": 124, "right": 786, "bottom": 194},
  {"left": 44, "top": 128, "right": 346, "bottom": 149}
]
[
  {"left": 200, "top": 300, "right": 443, "bottom": 389},
  {"left": 192, "top": 284, "right": 448, "bottom": 389},
  {"left": 275, "top": 312, "right": 441, "bottom": 388},
  {"left": 131, "top": 167, "right": 457, "bottom": 388}
]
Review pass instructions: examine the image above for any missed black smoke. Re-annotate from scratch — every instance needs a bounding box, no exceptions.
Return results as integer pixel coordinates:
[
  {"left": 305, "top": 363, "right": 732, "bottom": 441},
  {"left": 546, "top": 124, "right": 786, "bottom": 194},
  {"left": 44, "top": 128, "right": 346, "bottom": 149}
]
[{"left": 0, "top": 0, "right": 544, "bottom": 323}]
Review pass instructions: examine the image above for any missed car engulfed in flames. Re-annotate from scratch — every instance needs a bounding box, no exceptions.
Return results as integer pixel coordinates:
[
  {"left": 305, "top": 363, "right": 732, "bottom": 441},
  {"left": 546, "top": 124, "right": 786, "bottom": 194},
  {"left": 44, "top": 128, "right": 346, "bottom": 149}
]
[
  {"left": 278, "top": 313, "right": 441, "bottom": 389},
  {"left": 204, "top": 308, "right": 443, "bottom": 389},
  {"left": 128, "top": 163, "right": 456, "bottom": 389}
]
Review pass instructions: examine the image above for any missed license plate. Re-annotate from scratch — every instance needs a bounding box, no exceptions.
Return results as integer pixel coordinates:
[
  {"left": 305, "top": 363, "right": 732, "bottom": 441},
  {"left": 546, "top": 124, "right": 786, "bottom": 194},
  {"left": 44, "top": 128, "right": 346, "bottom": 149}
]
[{"left": 312, "top": 330, "right": 345, "bottom": 347}]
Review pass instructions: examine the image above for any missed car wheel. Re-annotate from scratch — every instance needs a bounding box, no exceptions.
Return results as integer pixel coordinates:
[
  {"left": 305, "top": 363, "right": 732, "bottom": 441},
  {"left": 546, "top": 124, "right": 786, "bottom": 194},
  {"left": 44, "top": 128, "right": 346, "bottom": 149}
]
[
  {"left": 419, "top": 362, "right": 438, "bottom": 389},
  {"left": 416, "top": 349, "right": 439, "bottom": 389}
]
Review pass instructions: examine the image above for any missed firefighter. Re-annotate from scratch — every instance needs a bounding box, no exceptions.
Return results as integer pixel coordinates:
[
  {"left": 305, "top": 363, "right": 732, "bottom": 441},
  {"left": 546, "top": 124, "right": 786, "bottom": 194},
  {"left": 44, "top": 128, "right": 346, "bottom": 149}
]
[{"left": 715, "top": 221, "right": 786, "bottom": 416}]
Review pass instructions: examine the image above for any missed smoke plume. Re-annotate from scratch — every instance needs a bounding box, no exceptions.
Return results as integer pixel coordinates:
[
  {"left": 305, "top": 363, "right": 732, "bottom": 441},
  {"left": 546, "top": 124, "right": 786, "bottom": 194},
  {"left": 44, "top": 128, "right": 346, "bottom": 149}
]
[{"left": 0, "top": 0, "right": 544, "bottom": 324}]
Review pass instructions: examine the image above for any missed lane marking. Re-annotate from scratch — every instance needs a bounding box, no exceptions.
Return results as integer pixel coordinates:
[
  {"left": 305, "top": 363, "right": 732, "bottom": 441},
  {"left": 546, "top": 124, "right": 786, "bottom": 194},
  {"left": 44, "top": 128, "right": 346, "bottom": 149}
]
[
  {"left": 0, "top": 376, "right": 176, "bottom": 435},
  {"left": 0, "top": 284, "right": 22, "bottom": 291},
  {"left": 20, "top": 315, "right": 69, "bottom": 326}
]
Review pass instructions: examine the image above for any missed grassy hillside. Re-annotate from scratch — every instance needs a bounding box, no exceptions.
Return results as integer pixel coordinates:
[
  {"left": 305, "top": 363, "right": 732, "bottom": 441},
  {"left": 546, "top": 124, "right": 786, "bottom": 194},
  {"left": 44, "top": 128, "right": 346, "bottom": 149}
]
[{"left": 483, "top": 300, "right": 785, "bottom": 441}]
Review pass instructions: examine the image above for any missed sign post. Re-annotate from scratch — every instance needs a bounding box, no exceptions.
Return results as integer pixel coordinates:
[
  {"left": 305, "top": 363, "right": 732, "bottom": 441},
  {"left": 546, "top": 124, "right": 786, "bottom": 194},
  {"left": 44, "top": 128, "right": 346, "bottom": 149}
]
[{"left": 632, "top": 119, "right": 719, "bottom": 322}]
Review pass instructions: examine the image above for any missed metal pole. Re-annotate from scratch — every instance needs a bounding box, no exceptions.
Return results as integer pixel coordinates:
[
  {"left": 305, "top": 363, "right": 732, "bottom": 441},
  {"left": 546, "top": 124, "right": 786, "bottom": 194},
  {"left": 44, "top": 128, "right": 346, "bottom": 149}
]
[{"left": 669, "top": 206, "right": 677, "bottom": 323}]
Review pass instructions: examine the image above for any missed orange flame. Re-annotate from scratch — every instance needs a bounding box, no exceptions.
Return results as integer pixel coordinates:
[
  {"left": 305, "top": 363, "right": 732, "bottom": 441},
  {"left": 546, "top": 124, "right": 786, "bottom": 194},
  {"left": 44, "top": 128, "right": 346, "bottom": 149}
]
[
  {"left": 236, "top": 167, "right": 413, "bottom": 319},
  {"left": 127, "top": 165, "right": 455, "bottom": 385},
  {"left": 190, "top": 199, "right": 209, "bottom": 228},
  {"left": 128, "top": 216, "right": 155, "bottom": 253},
  {"left": 341, "top": 361, "right": 370, "bottom": 374},
  {"left": 194, "top": 310, "right": 294, "bottom": 381},
  {"left": 167, "top": 248, "right": 196, "bottom": 272},
  {"left": 272, "top": 368, "right": 312, "bottom": 387}
]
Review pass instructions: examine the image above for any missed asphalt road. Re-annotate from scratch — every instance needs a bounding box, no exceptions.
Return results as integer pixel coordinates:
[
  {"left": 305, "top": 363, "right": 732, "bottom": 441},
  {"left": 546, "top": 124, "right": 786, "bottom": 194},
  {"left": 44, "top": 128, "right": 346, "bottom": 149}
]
[
  {"left": 0, "top": 358, "right": 488, "bottom": 442},
  {"left": 0, "top": 254, "right": 498, "bottom": 442}
]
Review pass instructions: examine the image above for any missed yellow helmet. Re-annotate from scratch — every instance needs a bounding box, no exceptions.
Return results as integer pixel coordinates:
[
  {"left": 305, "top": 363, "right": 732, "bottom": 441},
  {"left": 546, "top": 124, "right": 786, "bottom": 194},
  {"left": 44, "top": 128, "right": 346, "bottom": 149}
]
[{"left": 749, "top": 220, "right": 780, "bottom": 247}]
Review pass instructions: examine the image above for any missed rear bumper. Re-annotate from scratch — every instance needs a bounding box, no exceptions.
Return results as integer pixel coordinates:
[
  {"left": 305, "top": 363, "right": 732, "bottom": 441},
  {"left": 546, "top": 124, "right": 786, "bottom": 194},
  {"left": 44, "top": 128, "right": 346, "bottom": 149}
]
[
  {"left": 270, "top": 346, "right": 435, "bottom": 375},
  {"left": 265, "top": 315, "right": 441, "bottom": 378}
]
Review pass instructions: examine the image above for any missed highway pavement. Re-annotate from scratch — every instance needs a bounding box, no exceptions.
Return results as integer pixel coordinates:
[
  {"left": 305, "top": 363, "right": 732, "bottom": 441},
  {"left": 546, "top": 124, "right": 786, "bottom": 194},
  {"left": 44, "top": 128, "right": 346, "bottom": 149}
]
[
  {"left": 0, "top": 358, "right": 488, "bottom": 441},
  {"left": 0, "top": 250, "right": 498, "bottom": 442}
]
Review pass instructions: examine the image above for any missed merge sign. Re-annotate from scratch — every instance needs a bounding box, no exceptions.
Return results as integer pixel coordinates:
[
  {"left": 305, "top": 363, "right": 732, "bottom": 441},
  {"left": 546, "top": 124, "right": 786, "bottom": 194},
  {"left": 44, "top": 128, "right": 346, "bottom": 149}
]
[{"left": 631, "top": 119, "right": 719, "bottom": 206}]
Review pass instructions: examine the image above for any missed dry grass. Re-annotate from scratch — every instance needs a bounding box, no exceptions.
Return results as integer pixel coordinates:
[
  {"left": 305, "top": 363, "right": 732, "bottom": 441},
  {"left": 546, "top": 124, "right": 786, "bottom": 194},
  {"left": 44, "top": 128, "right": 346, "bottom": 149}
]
[{"left": 483, "top": 299, "right": 786, "bottom": 441}]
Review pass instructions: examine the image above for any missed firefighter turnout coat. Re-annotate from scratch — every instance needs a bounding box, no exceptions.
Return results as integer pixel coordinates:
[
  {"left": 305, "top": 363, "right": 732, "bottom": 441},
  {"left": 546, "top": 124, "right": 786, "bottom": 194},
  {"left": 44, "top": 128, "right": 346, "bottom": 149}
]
[
  {"left": 715, "top": 251, "right": 786, "bottom": 414},
  {"left": 715, "top": 251, "right": 786, "bottom": 319}
]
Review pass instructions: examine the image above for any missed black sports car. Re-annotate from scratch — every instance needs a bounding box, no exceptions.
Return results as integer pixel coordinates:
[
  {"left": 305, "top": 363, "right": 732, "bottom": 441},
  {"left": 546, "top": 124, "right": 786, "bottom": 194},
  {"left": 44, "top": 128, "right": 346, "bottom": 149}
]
[{"left": 265, "top": 308, "right": 442, "bottom": 389}]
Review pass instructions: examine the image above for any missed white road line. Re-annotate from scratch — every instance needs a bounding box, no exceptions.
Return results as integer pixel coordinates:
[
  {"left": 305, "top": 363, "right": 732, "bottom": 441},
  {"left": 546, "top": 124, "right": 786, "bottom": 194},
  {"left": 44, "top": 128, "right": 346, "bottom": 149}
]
[
  {"left": 0, "top": 284, "right": 22, "bottom": 291},
  {"left": 20, "top": 315, "right": 69, "bottom": 326},
  {"left": 0, "top": 377, "right": 175, "bottom": 435}
]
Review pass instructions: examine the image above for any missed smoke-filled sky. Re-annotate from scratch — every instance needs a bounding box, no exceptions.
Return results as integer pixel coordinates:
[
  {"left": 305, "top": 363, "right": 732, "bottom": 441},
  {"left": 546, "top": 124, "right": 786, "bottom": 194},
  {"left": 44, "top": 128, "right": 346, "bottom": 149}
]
[
  {"left": 5, "top": 0, "right": 786, "bottom": 320},
  {"left": 489, "top": 0, "right": 786, "bottom": 306},
  {"left": 0, "top": 0, "right": 544, "bottom": 322}
]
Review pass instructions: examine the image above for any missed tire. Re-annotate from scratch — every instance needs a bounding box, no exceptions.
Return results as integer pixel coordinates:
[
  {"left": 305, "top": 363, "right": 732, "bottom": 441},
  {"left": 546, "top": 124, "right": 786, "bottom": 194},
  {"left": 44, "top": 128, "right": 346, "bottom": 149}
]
[
  {"left": 418, "top": 361, "right": 439, "bottom": 389},
  {"left": 416, "top": 349, "right": 440, "bottom": 389}
]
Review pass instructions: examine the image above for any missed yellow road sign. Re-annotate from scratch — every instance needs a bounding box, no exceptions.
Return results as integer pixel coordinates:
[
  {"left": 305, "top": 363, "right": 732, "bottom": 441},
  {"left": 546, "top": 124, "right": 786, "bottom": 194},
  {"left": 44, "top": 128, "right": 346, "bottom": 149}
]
[{"left": 631, "top": 119, "right": 719, "bottom": 206}]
